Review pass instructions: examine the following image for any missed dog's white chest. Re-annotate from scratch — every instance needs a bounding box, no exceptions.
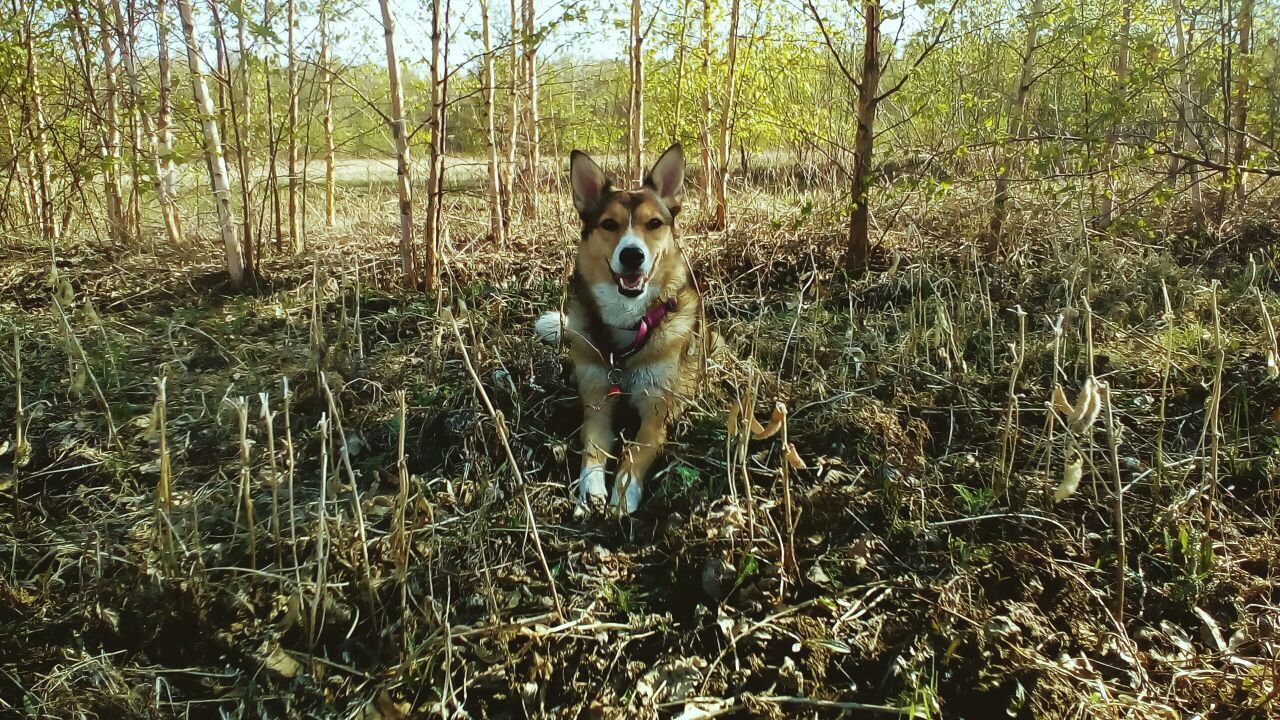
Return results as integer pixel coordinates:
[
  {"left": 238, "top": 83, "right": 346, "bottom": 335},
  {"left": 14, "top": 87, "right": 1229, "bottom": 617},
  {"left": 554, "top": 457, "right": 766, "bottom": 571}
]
[{"left": 590, "top": 282, "right": 654, "bottom": 350}]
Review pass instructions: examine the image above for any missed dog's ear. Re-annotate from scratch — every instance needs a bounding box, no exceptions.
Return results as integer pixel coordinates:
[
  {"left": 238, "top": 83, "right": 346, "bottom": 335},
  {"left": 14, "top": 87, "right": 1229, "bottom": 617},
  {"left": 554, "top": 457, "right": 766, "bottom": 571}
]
[
  {"left": 644, "top": 143, "right": 684, "bottom": 215},
  {"left": 570, "top": 150, "right": 610, "bottom": 216}
]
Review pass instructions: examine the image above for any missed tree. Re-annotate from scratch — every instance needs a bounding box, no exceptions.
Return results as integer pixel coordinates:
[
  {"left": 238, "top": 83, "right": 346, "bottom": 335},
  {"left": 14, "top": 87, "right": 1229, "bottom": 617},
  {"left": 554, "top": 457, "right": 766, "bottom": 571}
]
[
  {"left": 708, "top": 0, "right": 741, "bottom": 231},
  {"left": 422, "top": 0, "right": 446, "bottom": 291},
  {"left": 378, "top": 0, "right": 416, "bottom": 285},
  {"left": 520, "top": 0, "right": 539, "bottom": 209},
  {"left": 22, "top": 0, "right": 58, "bottom": 242},
  {"left": 175, "top": 0, "right": 246, "bottom": 288},
  {"left": 1098, "top": 0, "right": 1133, "bottom": 229},
  {"left": 1232, "top": 0, "right": 1254, "bottom": 204},
  {"left": 320, "top": 1, "right": 336, "bottom": 227},
  {"left": 480, "top": 0, "right": 505, "bottom": 245},
  {"left": 155, "top": 0, "right": 184, "bottom": 245},
  {"left": 627, "top": 0, "right": 645, "bottom": 185},
  {"left": 985, "top": 0, "right": 1044, "bottom": 258},
  {"left": 287, "top": 0, "right": 300, "bottom": 252}
]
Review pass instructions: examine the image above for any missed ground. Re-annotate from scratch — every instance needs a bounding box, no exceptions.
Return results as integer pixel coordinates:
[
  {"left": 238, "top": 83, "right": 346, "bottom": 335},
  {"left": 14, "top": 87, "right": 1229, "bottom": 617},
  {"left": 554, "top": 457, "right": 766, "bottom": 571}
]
[{"left": 1, "top": 171, "right": 1278, "bottom": 719}]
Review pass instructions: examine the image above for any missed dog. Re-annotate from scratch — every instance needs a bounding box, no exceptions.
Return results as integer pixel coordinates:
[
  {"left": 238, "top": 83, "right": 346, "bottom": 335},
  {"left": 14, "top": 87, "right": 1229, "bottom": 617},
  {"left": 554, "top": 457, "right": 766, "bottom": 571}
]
[{"left": 536, "top": 143, "right": 712, "bottom": 514}]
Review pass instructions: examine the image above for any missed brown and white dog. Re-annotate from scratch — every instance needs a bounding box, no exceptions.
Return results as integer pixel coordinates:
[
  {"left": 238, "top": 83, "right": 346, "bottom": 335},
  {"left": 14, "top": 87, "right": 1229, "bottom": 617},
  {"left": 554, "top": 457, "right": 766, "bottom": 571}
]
[{"left": 536, "top": 143, "right": 710, "bottom": 514}]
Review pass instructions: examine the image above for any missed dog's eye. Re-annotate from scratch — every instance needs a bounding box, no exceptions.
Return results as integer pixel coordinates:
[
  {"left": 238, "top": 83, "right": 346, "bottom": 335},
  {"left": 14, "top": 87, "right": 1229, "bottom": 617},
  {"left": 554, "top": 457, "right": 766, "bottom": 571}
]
[
  {"left": 599, "top": 219, "right": 620, "bottom": 232},
  {"left": 646, "top": 218, "right": 664, "bottom": 230}
]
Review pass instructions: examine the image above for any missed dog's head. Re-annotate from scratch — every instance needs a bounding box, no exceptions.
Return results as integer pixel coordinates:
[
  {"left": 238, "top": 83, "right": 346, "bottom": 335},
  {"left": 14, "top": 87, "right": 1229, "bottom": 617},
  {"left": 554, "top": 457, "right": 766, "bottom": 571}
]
[{"left": 569, "top": 144, "right": 685, "bottom": 299}]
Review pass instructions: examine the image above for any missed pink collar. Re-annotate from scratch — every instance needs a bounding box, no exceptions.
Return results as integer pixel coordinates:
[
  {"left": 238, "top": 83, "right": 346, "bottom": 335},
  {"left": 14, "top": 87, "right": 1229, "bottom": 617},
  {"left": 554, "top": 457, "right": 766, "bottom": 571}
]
[{"left": 595, "top": 297, "right": 679, "bottom": 396}]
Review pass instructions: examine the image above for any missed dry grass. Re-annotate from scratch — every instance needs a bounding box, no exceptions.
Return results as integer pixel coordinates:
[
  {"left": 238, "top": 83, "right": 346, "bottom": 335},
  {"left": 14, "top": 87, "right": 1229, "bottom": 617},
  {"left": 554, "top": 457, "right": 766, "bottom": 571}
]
[{"left": 1, "top": 166, "right": 1278, "bottom": 719}]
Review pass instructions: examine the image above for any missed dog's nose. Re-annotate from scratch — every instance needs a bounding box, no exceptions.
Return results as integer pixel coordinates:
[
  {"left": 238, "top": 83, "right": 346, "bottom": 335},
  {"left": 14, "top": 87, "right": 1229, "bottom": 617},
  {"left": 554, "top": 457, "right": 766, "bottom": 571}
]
[{"left": 619, "top": 246, "right": 645, "bottom": 270}]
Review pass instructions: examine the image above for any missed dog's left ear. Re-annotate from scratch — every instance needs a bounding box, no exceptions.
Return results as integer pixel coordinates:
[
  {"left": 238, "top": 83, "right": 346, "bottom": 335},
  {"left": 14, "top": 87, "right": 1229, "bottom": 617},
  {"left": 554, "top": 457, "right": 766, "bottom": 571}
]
[{"left": 644, "top": 143, "right": 684, "bottom": 216}]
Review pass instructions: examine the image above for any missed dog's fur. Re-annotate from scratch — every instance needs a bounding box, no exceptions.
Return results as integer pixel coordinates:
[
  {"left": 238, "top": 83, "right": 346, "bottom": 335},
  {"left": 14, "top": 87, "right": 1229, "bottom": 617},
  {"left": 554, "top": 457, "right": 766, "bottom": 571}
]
[{"left": 536, "top": 144, "right": 712, "bottom": 514}]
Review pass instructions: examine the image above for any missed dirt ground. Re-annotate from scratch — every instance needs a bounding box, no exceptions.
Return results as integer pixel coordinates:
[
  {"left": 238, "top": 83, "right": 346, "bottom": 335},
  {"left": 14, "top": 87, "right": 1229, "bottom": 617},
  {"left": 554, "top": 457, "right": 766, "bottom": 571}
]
[{"left": 1, "top": 179, "right": 1278, "bottom": 719}]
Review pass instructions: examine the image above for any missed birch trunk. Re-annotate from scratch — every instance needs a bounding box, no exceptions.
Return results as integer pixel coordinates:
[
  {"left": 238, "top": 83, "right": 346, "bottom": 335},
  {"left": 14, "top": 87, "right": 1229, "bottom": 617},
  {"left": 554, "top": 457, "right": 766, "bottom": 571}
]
[
  {"left": 984, "top": 0, "right": 1043, "bottom": 259},
  {"left": 379, "top": 0, "right": 417, "bottom": 285},
  {"left": 1170, "top": 0, "right": 1203, "bottom": 214},
  {"left": 320, "top": 2, "right": 336, "bottom": 227},
  {"left": 505, "top": 0, "right": 520, "bottom": 223},
  {"left": 155, "top": 0, "right": 184, "bottom": 245},
  {"left": 673, "top": 0, "right": 690, "bottom": 140},
  {"left": 520, "top": 0, "right": 539, "bottom": 208},
  {"left": 1097, "top": 0, "right": 1132, "bottom": 228},
  {"left": 175, "top": 0, "right": 244, "bottom": 288},
  {"left": 236, "top": 7, "right": 256, "bottom": 263},
  {"left": 423, "top": 0, "right": 444, "bottom": 291},
  {"left": 287, "top": 0, "right": 300, "bottom": 252},
  {"left": 1231, "top": 0, "right": 1254, "bottom": 204},
  {"left": 845, "top": 0, "right": 881, "bottom": 272},
  {"left": 480, "top": 0, "right": 505, "bottom": 245},
  {"left": 96, "top": 0, "right": 127, "bottom": 244},
  {"left": 627, "top": 0, "right": 644, "bottom": 185},
  {"left": 23, "top": 7, "right": 59, "bottom": 242},
  {"left": 709, "top": 0, "right": 741, "bottom": 231},
  {"left": 699, "top": 0, "right": 713, "bottom": 208}
]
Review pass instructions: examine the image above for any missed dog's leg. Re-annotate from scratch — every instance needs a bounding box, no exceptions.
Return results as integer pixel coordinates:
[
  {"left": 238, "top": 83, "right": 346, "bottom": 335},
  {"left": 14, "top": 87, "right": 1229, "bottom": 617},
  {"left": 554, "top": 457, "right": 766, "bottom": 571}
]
[
  {"left": 577, "top": 367, "right": 615, "bottom": 511},
  {"left": 613, "top": 354, "right": 687, "bottom": 514}
]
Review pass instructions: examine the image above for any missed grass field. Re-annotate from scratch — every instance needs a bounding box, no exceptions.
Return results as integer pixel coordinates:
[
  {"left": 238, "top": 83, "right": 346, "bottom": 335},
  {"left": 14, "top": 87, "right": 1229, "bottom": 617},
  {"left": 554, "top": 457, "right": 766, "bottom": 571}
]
[{"left": 1, "top": 161, "right": 1279, "bottom": 718}]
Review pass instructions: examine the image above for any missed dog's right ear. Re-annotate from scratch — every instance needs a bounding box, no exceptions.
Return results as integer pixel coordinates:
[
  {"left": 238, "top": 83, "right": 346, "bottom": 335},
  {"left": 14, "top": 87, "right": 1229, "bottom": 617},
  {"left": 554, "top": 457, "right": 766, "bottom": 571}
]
[{"left": 570, "top": 150, "right": 610, "bottom": 216}]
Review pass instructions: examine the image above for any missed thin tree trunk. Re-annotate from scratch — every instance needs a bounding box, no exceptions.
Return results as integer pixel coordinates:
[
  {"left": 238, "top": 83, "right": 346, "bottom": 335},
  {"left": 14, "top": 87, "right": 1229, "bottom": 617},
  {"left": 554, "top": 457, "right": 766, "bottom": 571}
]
[
  {"left": 709, "top": 0, "right": 741, "bottom": 231},
  {"left": 627, "top": 0, "right": 644, "bottom": 184},
  {"left": 111, "top": 0, "right": 173, "bottom": 248},
  {"left": 1170, "top": 0, "right": 1204, "bottom": 215},
  {"left": 287, "top": 0, "right": 300, "bottom": 252},
  {"left": 379, "top": 0, "right": 417, "bottom": 286},
  {"left": 673, "top": 0, "right": 690, "bottom": 141},
  {"left": 1231, "top": 0, "right": 1254, "bottom": 204},
  {"left": 23, "top": 5, "right": 59, "bottom": 242},
  {"left": 699, "top": 0, "right": 713, "bottom": 207},
  {"left": 175, "top": 0, "right": 244, "bottom": 288},
  {"left": 155, "top": 0, "right": 184, "bottom": 245},
  {"left": 845, "top": 0, "right": 882, "bottom": 273},
  {"left": 505, "top": 0, "right": 520, "bottom": 223},
  {"left": 320, "top": 2, "right": 336, "bottom": 227},
  {"left": 985, "top": 0, "right": 1044, "bottom": 259},
  {"left": 1097, "top": 0, "right": 1132, "bottom": 228},
  {"left": 263, "top": 0, "right": 282, "bottom": 254},
  {"left": 95, "top": 0, "right": 127, "bottom": 244},
  {"left": 236, "top": 5, "right": 256, "bottom": 265},
  {"left": 520, "top": 0, "right": 539, "bottom": 208},
  {"left": 423, "top": 0, "right": 444, "bottom": 291},
  {"left": 480, "top": 0, "right": 505, "bottom": 245}
]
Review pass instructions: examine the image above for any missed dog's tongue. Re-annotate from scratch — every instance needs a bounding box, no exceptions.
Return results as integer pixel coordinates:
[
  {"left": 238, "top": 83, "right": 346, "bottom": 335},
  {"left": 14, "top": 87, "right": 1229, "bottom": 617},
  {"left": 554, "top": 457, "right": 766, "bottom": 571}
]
[{"left": 618, "top": 274, "right": 646, "bottom": 290}]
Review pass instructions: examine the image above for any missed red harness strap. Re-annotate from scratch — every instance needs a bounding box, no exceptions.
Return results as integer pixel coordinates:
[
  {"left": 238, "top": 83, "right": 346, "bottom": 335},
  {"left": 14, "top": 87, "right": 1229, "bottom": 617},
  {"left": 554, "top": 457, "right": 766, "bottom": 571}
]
[{"left": 596, "top": 297, "right": 679, "bottom": 397}]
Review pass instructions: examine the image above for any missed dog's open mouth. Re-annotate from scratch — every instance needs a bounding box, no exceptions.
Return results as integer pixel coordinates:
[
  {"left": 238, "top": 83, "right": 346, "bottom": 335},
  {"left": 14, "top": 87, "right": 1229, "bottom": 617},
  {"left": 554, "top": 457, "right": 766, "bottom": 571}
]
[{"left": 614, "top": 272, "right": 648, "bottom": 297}]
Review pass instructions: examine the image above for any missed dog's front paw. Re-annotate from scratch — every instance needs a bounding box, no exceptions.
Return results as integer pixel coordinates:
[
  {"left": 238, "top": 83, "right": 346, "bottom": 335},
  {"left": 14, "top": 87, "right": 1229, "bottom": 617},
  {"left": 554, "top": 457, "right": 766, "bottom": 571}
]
[
  {"left": 575, "top": 466, "right": 607, "bottom": 517},
  {"left": 610, "top": 472, "right": 643, "bottom": 515}
]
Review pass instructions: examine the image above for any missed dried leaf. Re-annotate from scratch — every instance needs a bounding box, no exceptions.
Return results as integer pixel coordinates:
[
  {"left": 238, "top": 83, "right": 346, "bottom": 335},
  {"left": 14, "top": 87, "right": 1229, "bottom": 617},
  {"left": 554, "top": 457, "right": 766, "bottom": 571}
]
[
  {"left": 260, "top": 644, "right": 302, "bottom": 678},
  {"left": 1267, "top": 349, "right": 1278, "bottom": 380},
  {"left": 752, "top": 402, "right": 786, "bottom": 440},
  {"left": 1054, "top": 454, "right": 1083, "bottom": 503},
  {"left": 1068, "top": 378, "right": 1101, "bottom": 433},
  {"left": 727, "top": 402, "right": 740, "bottom": 436},
  {"left": 1194, "top": 607, "right": 1227, "bottom": 652},
  {"left": 1051, "top": 384, "right": 1074, "bottom": 415},
  {"left": 785, "top": 443, "right": 807, "bottom": 470}
]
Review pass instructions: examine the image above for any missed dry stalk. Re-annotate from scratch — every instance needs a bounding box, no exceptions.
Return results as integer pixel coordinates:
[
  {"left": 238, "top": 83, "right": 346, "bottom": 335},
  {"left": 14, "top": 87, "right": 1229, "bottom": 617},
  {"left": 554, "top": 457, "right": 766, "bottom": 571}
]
[
  {"left": 11, "top": 328, "right": 27, "bottom": 516},
  {"left": 778, "top": 402, "right": 797, "bottom": 584},
  {"left": 1257, "top": 286, "right": 1278, "bottom": 518},
  {"left": 1155, "top": 280, "right": 1174, "bottom": 501},
  {"left": 259, "top": 392, "right": 284, "bottom": 574},
  {"left": 310, "top": 413, "right": 331, "bottom": 650},
  {"left": 1203, "top": 281, "right": 1224, "bottom": 566},
  {"left": 994, "top": 306, "right": 1026, "bottom": 500},
  {"left": 319, "top": 371, "right": 374, "bottom": 598},
  {"left": 393, "top": 389, "right": 411, "bottom": 626},
  {"left": 445, "top": 311, "right": 564, "bottom": 619},
  {"left": 282, "top": 378, "right": 299, "bottom": 564},
  {"left": 1101, "top": 381, "right": 1125, "bottom": 624},
  {"left": 230, "top": 396, "right": 257, "bottom": 568},
  {"left": 52, "top": 296, "right": 117, "bottom": 447},
  {"left": 154, "top": 376, "right": 174, "bottom": 565}
]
